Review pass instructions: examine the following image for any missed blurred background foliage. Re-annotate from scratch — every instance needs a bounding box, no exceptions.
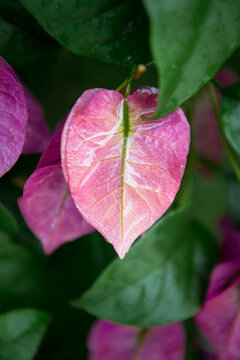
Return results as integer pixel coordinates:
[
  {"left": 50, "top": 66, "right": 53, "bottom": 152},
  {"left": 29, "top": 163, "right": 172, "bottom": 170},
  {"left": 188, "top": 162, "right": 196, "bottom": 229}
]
[{"left": 0, "top": 0, "right": 240, "bottom": 359}]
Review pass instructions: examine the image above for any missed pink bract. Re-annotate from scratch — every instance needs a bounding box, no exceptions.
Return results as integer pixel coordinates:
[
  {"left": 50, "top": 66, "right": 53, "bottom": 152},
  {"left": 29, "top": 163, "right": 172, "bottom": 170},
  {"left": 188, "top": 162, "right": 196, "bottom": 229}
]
[
  {"left": 0, "top": 56, "right": 27, "bottom": 177},
  {"left": 22, "top": 84, "right": 51, "bottom": 154},
  {"left": 37, "top": 129, "right": 62, "bottom": 169},
  {"left": 18, "top": 128, "right": 94, "bottom": 254},
  {"left": 61, "top": 88, "right": 103, "bottom": 182},
  {"left": 87, "top": 319, "right": 185, "bottom": 360},
  {"left": 62, "top": 87, "right": 190, "bottom": 258},
  {"left": 195, "top": 262, "right": 240, "bottom": 360}
]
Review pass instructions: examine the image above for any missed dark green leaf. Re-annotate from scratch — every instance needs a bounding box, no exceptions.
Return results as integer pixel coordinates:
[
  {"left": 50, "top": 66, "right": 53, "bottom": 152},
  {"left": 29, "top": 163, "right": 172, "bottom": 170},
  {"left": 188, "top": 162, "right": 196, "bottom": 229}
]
[
  {"left": 0, "top": 11, "right": 55, "bottom": 64},
  {"left": 73, "top": 208, "right": 217, "bottom": 327},
  {"left": 0, "top": 203, "right": 18, "bottom": 240},
  {"left": 0, "top": 240, "right": 46, "bottom": 311},
  {"left": 17, "top": 0, "right": 151, "bottom": 67},
  {"left": 222, "top": 94, "right": 240, "bottom": 155},
  {"left": 142, "top": 0, "right": 240, "bottom": 117},
  {"left": 0, "top": 309, "right": 51, "bottom": 360}
]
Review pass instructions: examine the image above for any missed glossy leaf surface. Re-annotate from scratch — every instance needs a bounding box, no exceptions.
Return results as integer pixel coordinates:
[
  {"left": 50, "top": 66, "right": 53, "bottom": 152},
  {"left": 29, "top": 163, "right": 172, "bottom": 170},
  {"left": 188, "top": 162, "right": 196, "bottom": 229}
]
[
  {"left": 143, "top": 0, "right": 240, "bottom": 117},
  {"left": 0, "top": 56, "right": 27, "bottom": 177},
  {"left": 19, "top": 129, "right": 94, "bottom": 254},
  {"left": 195, "top": 262, "right": 240, "bottom": 360},
  {"left": 63, "top": 87, "right": 190, "bottom": 258},
  {"left": 88, "top": 319, "right": 185, "bottom": 360},
  {"left": 22, "top": 84, "right": 51, "bottom": 154},
  {"left": 0, "top": 309, "right": 51, "bottom": 360},
  {"left": 73, "top": 208, "right": 217, "bottom": 327},
  {"left": 18, "top": 0, "right": 151, "bottom": 67}
]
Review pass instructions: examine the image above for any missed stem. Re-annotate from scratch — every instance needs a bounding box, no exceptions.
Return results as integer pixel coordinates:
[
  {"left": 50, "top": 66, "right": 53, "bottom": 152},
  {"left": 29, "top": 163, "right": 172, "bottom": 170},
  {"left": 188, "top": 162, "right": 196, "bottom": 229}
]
[
  {"left": 115, "top": 78, "right": 128, "bottom": 92},
  {"left": 124, "top": 77, "right": 132, "bottom": 98},
  {"left": 208, "top": 82, "right": 240, "bottom": 182},
  {"left": 115, "top": 64, "right": 146, "bottom": 93}
]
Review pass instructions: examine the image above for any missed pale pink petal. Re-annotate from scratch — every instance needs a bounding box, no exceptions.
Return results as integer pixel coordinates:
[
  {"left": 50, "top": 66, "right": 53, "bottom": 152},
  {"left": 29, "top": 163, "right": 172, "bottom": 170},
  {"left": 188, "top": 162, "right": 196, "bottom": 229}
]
[
  {"left": 220, "top": 216, "right": 240, "bottom": 262},
  {"left": 61, "top": 88, "right": 103, "bottom": 181},
  {"left": 18, "top": 163, "right": 94, "bottom": 254},
  {"left": 195, "top": 262, "right": 240, "bottom": 360},
  {"left": 63, "top": 87, "right": 190, "bottom": 258},
  {"left": 21, "top": 84, "right": 51, "bottom": 154},
  {"left": 87, "top": 320, "right": 185, "bottom": 360},
  {"left": 0, "top": 56, "right": 27, "bottom": 177}
]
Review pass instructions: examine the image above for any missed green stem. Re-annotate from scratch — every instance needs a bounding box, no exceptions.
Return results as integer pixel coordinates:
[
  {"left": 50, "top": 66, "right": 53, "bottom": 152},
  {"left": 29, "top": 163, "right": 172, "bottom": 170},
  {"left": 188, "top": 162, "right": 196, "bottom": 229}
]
[
  {"left": 124, "top": 77, "right": 132, "bottom": 98},
  {"left": 115, "top": 63, "right": 147, "bottom": 93},
  {"left": 208, "top": 82, "right": 240, "bottom": 182},
  {"left": 115, "top": 78, "right": 128, "bottom": 92}
]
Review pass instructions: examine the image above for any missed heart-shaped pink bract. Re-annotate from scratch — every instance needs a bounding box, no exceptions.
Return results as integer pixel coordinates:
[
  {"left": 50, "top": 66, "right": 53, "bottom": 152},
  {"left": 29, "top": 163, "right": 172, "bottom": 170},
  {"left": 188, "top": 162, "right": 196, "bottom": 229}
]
[
  {"left": 0, "top": 56, "right": 27, "bottom": 177},
  {"left": 62, "top": 87, "right": 190, "bottom": 258},
  {"left": 87, "top": 319, "right": 185, "bottom": 360},
  {"left": 18, "top": 129, "right": 94, "bottom": 254},
  {"left": 21, "top": 84, "right": 51, "bottom": 154}
]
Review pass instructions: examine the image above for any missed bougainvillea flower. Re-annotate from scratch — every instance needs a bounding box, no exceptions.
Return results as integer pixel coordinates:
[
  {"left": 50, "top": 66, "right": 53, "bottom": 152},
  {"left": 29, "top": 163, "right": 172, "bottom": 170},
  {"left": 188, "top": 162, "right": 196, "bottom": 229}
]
[
  {"left": 18, "top": 129, "right": 94, "bottom": 254},
  {"left": 61, "top": 88, "right": 102, "bottom": 181},
  {"left": 0, "top": 56, "right": 27, "bottom": 177},
  {"left": 21, "top": 84, "right": 51, "bottom": 154},
  {"left": 195, "top": 261, "right": 240, "bottom": 360},
  {"left": 87, "top": 319, "right": 185, "bottom": 360},
  {"left": 194, "top": 68, "right": 237, "bottom": 165},
  {"left": 220, "top": 216, "right": 240, "bottom": 262},
  {"left": 62, "top": 87, "right": 190, "bottom": 258}
]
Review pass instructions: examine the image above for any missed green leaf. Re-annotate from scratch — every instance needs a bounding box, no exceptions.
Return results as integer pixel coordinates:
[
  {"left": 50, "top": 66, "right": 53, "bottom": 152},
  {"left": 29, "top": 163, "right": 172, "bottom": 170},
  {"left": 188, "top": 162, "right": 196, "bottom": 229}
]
[
  {"left": 73, "top": 208, "right": 217, "bottom": 327},
  {"left": 0, "top": 308, "right": 51, "bottom": 360},
  {"left": 0, "top": 240, "right": 46, "bottom": 310},
  {"left": 222, "top": 94, "right": 240, "bottom": 155},
  {"left": 142, "top": 0, "right": 240, "bottom": 117},
  {"left": 0, "top": 203, "right": 18, "bottom": 240},
  {"left": 17, "top": 0, "right": 151, "bottom": 67},
  {"left": 0, "top": 6, "right": 55, "bottom": 64}
]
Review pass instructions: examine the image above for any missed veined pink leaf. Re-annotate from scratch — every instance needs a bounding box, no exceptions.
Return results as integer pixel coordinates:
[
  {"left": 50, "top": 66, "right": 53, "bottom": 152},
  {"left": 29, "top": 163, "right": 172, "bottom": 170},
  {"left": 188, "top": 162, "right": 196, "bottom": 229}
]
[
  {"left": 87, "top": 320, "right": 185, "bottom": 360},
  {"left": 62, "top": 87, "right": 190, "bottom": 258},
  {"left": 195, "top": 262, "right": 240, "bottom": 360},
  {"left": 18, "top": 128, "right": 94, "bottom": 254},
  {"left": 22, "top": 84, "right": 51, "bottom": 154},
  {"left": 0, "top": 56, "right": 27, "bottom": 177},
  {"left": 61, "top": 88, "right": 103, "bottom": 181}
]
